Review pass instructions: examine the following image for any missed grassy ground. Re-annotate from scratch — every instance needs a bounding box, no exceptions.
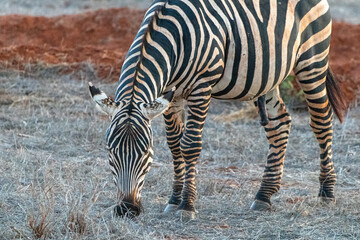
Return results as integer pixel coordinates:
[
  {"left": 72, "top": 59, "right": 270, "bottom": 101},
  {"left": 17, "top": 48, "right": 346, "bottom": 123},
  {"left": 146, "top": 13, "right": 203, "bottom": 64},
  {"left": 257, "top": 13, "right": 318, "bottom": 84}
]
[{"left": 0, "top": 71, "right": 359, "bottom": 239}]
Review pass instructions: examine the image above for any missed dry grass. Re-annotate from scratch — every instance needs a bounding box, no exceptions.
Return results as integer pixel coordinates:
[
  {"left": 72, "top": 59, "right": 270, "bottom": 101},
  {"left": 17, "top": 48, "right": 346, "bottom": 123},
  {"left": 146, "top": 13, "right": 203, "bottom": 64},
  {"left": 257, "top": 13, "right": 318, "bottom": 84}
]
[
  {"left": 213, "top": 102, "right": 258, "bottom": 123},
  {"left": 0, "top": 70, "right": 360, "bottom": 239}
]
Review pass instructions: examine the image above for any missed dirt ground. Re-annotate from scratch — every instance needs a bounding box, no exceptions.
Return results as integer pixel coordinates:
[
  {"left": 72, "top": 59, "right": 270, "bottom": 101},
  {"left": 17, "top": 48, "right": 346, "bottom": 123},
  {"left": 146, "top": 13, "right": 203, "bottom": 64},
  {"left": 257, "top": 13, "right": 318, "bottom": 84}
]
[
  {"left": 0, "top": 1, "right": 360, "bottom": 239},
  {"left": 0, "top": 8, "right": 145, "bottom": 82}
]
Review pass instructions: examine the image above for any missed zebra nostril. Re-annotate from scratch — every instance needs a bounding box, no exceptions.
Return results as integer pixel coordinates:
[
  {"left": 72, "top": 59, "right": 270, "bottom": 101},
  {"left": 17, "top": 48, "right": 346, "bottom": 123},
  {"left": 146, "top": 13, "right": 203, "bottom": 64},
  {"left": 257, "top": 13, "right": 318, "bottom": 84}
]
[{"left": 114, "top": 202, "right": 141, "bottom": 218}]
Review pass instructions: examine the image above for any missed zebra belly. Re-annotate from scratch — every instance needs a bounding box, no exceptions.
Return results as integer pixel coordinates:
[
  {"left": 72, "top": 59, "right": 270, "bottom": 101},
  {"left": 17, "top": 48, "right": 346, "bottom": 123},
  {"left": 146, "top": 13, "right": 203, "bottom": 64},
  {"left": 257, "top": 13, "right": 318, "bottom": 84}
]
[
  {"left": 211, "top": 62, "right": 280, "bottom": 102},
  {"left": 210, "top": 42, "right": 294, "bottom": 101}
]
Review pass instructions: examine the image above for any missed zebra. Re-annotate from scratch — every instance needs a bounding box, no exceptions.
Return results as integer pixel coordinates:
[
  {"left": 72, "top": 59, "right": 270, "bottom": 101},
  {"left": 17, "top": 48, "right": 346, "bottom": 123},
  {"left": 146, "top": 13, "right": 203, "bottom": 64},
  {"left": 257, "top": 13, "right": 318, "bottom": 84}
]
[{"left": 89, "top": 0, "right": 347, "bottom": 219}]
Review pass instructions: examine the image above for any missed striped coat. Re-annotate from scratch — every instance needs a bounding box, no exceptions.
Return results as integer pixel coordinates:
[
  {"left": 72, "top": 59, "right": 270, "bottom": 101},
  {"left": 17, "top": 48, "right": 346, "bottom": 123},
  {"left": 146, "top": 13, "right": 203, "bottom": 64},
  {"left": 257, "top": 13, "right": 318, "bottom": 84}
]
[{"left": 89, "top": 0, "right": 346, "bottom": 219}]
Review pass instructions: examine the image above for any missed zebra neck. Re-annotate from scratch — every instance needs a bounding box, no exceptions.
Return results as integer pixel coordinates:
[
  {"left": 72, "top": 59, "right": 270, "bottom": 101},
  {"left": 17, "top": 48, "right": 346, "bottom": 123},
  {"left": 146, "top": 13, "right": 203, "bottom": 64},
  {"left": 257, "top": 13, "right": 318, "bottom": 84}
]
[
  {"left": 118, "top": 35, "right": 177, "bottom": 105},
  {"left": 115, "top": 0, "right": 180, "bottom": 106}
]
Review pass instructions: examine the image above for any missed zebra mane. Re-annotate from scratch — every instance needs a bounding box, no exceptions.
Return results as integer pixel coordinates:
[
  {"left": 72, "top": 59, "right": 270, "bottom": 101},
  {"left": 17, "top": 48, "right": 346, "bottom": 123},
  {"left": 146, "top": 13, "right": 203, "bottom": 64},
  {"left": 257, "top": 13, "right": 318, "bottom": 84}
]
[{"left": 132, "top": 1, "right": 168, "bottom": 103}]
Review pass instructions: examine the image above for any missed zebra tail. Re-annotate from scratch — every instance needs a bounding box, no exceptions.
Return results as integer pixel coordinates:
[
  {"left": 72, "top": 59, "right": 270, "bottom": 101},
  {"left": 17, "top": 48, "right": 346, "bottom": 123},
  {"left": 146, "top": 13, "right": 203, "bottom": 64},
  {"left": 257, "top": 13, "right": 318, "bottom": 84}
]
[{"left": 326, "top": 68, "right": 348, "bottom": 123}]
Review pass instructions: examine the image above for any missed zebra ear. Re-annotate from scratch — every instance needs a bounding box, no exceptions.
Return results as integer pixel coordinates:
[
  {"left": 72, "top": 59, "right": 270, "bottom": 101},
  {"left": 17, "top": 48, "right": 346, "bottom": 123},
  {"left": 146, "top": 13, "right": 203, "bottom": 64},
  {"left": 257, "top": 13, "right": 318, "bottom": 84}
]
[
  {"left": 142, "top": 87, "right": 176, "bottom": 120},
  {"left": 89, "top": 82, "right": 119, "bottom": 118}
]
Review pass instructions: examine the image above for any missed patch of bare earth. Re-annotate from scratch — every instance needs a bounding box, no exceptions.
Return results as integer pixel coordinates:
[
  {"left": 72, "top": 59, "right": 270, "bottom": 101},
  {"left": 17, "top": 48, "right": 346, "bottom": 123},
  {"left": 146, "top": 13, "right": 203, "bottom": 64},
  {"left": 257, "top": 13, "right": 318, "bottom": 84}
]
[{"left": 0, "top": 8, "right": 146, "bottom": 81}]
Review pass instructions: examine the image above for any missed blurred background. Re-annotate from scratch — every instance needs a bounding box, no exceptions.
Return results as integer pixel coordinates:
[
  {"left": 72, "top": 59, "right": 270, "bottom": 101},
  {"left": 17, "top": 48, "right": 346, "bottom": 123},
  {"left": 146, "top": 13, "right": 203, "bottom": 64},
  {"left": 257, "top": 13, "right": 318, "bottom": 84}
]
[{"left": 0, "top": 0, "right": 358, "bottom": 24}]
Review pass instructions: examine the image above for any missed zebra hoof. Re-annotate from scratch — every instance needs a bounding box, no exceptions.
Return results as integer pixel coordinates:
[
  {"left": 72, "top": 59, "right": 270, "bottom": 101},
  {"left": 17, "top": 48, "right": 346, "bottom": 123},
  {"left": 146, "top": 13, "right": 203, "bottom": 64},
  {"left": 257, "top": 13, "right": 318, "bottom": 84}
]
[
  {"left": 176, "top": 210, "right": 196, "bottom": 222},
  {"left": 320, "top": 196, "right": 336, "bottom": 205},
  {"left": 250, "top": 200, "right": 272, "bottom": 211},
  {"left": 163, "top": 204, "right": 178, "bottom": 214}
]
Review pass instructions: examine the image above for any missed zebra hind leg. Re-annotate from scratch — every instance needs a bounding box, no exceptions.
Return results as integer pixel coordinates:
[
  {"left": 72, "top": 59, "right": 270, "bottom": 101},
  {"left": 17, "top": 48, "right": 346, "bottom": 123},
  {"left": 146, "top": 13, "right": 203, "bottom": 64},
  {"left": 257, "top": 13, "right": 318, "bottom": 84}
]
[
  {"left": 295, "top": 65, "right": 339, "bottom": 203},
  {"left": 163, "top": 98, "right": 186, "bottom": 214},
  {"left": 251, "top": 87, "right": 292, "bottom": 211}
]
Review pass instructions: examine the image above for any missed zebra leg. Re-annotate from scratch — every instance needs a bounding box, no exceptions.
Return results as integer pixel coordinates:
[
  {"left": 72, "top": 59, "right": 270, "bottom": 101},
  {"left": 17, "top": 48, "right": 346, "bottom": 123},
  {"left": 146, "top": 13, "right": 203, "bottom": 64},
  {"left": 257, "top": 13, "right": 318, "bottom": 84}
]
[
  {"left": 176, "top": 87, "right": 212, "bottom": 220},
  {"left": 257, "top": 95, "right": 269, "bottom": 126},
  {"left": 251, "top": 88, "right": 292, "bottom": 211},
  {"left": 295, "top": 66, "right": 336, "bottom": 202},
  {"left": 163, "top": 98, "right": 186, "bottom": 214}
]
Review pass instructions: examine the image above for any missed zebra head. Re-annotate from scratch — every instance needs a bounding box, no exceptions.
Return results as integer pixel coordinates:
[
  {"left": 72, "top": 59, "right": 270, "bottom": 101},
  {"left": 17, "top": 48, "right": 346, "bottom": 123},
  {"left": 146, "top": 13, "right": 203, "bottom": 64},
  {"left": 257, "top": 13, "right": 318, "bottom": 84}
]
[{"left": 88, "top": 82, "right": 175, "bottom": 217}]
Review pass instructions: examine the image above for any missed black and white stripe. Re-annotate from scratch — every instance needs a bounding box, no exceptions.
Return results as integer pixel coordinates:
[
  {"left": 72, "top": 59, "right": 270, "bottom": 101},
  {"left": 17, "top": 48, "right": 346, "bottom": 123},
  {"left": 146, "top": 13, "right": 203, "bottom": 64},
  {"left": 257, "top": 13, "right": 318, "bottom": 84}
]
[{"left": 90, "top": 0, "right": 346, "bottom": 218}]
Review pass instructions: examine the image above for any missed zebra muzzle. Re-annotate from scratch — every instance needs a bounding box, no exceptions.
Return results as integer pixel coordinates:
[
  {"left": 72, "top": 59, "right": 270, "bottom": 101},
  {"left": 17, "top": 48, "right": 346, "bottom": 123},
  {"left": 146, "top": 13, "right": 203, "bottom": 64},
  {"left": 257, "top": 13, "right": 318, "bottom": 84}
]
[{"left": 114, "top": 201, "right": 142, "bottom": 218}]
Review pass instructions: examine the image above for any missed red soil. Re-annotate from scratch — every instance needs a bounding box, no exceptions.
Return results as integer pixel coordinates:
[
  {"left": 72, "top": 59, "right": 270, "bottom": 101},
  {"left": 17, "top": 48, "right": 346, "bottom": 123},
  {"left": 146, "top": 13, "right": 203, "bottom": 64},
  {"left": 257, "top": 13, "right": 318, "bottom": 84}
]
[
  {"left": 0, "top": 8, "right": 146, "bottom": 80},
  {"left": 0, "top": 8, "right": 358, "bottom": 105},
  {"left": 330, "top": 22, "right": 360, "bottom": 106}
]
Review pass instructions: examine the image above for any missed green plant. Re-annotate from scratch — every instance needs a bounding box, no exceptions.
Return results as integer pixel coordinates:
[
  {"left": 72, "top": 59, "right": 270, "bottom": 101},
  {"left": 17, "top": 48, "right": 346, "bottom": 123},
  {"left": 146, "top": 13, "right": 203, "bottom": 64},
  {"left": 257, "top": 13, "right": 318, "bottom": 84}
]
[{"left": 280, "top": 75, "right": 306, "bottom": 107}]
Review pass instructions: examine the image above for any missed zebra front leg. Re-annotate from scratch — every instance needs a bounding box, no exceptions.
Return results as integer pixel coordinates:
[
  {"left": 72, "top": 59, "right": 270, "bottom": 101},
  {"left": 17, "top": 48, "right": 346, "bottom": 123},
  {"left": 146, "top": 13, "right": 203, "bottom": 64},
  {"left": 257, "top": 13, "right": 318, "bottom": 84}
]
[
  {"left": 177, "top": 87, "right": 211, "bottom": 220},
  {"left": 163, "top": 98, "right": 186, "bottom": 214},
  {"left": 251, "top": 88, "right": 292, "bottom": 210}
]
